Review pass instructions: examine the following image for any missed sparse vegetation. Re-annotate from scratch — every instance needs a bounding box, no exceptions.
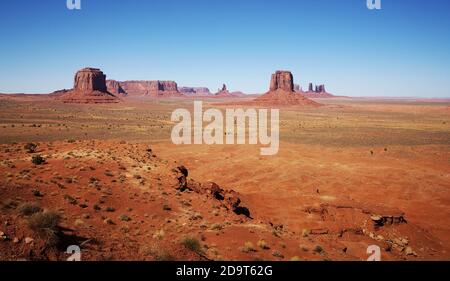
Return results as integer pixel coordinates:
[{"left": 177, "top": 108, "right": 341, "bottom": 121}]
[
  {"left": 314, "top": 245, "right": 324, "bottom": 253},
  {"left": 210, "top": 223, "right": 223, "bottom": 231},
  {"left": 31, "top": 154, "right": 45, "bottom": 165},
  {"left": 181, "top": 236, "right": 202, "bottom": 253},
  {"left": 24, "top": 143, "right": 37, "bottom": 153},
  {"left": 119, "top": 214, "right": 131, "bottom": 222},
  {"left": 27, "top": 211, "right": 61, "bottom": 246},
  {"left": 63, "top": 194, "right": 77, "bottom": 205},
  {"left": 18, "top": 202, "right": 42, "bottom": 216},
  {"left": 257, "top": 239, "right": 270, "bottom": 250},
  {"left": 242, "top": 241, "right": 256, "bottom": 253}
]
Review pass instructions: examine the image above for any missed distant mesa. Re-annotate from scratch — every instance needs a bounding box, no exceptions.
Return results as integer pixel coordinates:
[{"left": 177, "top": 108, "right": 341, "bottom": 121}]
[
  {"left": 57, "top": 68, "right": 121, "bottom": 103},
  {"left": 179, "top": 87, "right": 212, "bottom": 96},
  {"left": 252, "top": 71, "right": 320, "bottom": 106},
  {"left": 106, "top": 80, "right": 183, "bottom": 98}
]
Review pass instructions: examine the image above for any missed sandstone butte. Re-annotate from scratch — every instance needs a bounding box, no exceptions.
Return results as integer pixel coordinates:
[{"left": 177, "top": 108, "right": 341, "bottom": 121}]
[
  {"left": 57, "top": 68, "right": 121, "bottom": 104},
  {"left": 252, "top": 71, "right": 320, "bottom": 106}
]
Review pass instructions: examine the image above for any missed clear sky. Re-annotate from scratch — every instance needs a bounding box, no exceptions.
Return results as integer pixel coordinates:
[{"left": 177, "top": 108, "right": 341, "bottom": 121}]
[{"left": 0, "top": 0, "right": 449, "bottom": 97}]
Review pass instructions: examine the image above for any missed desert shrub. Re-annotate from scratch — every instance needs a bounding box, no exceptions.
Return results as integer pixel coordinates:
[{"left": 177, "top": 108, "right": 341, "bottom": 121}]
[
  {"left": 18, "top": 202, "right": 42, "bottom": 216},
  {"left": 210, "top": 223, "right": 223, "bottom": 231},
  {"left": 106, "top": 207, "right": 116, "bottom": 212},
  {"left": 63, "top": 194, "right": 77, "bottom": 205},
  {"left": 31, "top": 155, "right": 45, "bottom": 165},
  {"left": 144, "top": 245, "right": 175, "bottom": 261},
  {"left": 257, "top": 239, "right": 269, "bottom": 250},
  {"left": 24, "top": 143, "right": 37, "bottom": 153},
  {"left": 27, "top": 211, "right": 61, "bottom": 246},
  {"left": 181, "top": 236, "right": 202, "bottom": 253},
  {"left": 314, "top": 245, "right": 324, "bottom": 253},
  {"left": 242, "top": 241, "right": 256, "bottom": 253},
  {"left": 119, "top": 214, "right": 131, "bottom": 222},
  {"left": 272, "top": 250, "right": 284, "bottom": 258},
  {"left": 67, "top": 139, "right": 76, "bottom": 143}
]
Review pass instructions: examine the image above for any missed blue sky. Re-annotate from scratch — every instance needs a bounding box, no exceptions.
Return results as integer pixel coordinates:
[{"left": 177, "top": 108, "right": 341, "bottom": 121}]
[{"left": 0, "top": 0, "right": 449, "bottom": 97}]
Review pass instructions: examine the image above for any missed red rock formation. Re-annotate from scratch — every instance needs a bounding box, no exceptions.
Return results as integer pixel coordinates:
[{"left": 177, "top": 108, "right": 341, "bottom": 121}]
[
  {"left": 57, "top": 68, "right": 120, "bottom": 104},
  {"left": 270, "top": 71, "right": 294, "bottom": 92},
  {"left": 252, "top": 71, "right": 320, "bottom": 106},
  {"left": 118, "top": 80, "right": 182, "bottom": 97},
  {"left": 106, "top": 80, "right": 127, "bottom": 96}
]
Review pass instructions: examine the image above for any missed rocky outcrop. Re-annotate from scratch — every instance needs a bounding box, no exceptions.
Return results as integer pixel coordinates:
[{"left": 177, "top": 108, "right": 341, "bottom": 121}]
[
  {"left": 106, "top": 80, "right": 127, "bottom": 96},
  {"left": 308, "top": 83, "right": 314, "bottom": 92},
  {"left": 294, "top": 84, "right": 301, "bottom": 92},
  {"left": 252, "top": 71, "right": 320, "bottom": 106},
  {"left": 270, "top": 71, "right": 294, "bottom": 92},
  {"left": 215, "top": 84, "right": 230, "bottom": 97},
  {"left": 213, "top": 84, "right": 246, "bottom": 98},
  {"left": 172, "top": 166, "right": 251, "bottom": 218},
  {"left": 57, "top": 68, "right": 120, "bottom": 104}
]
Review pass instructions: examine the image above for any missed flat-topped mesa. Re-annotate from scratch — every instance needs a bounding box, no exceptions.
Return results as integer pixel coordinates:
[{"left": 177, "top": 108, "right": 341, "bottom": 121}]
[
  {"left": 270, "top": 70, "right": 294, "bottom": 92},
  {"left": 179, "top": 87, "right": 212, "bottom": 96},
  {"left": 308, "top": 83, "right": 314, "bottom": 92},
  {"left": 74, "top": 68, "right": 107, "bottom": 92},
  {"left": 117, "top": 80, "right": 181, "bottom": 97},
  {"left": 57, "top": 68, "right": 120, "bottom": 104}
]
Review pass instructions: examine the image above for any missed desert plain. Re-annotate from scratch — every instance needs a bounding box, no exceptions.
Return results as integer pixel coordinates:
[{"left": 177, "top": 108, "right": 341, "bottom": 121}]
[{"left": 0, "top": 93, "right": 449, "bottom": 261}]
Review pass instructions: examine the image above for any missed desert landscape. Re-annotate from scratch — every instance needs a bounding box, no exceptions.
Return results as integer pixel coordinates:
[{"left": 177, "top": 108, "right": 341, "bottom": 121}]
[{"left": 1, "top": 66, "right": 449, "bottom": 261}]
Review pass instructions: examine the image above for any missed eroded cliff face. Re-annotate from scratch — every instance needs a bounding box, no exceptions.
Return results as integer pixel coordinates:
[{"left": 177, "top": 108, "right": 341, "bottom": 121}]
[{"left": 109, "top": 80, "right": 181, "bottom": 97}]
